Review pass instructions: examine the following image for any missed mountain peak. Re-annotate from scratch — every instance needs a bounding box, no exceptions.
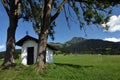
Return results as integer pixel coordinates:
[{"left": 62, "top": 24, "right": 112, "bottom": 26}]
[{"left": 65, "top": 37, "right": 86, "bottom": 44}]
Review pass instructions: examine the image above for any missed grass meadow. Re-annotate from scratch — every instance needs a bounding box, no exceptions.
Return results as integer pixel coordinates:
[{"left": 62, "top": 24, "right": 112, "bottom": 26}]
[{"left": 0, "top": 54, "right": 120, "bottom": 80}]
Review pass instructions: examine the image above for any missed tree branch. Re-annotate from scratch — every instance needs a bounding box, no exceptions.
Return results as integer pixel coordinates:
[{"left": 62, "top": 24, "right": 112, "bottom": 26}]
[
  {"left": 41, "top": 0, "right": 53, "bottom": 34},
  {"left": 50, "top": 0, "right": 67, "bottom": 23},
  {"left": 1, "top": 0, "right": 9, "bottom": 15},
  {"left": 41, "top": 0, "right": 44, "bottom": 20},
  {"left": 42, "top": 0, "right": 52, "bottom": 21},
  {"left": 15, "top": 0, "right": 19, "bottom": 5},
  {"left": 15, "top": 0, "right": 21, "bottom": 17},
  {"left": 6, "top": 0, "right": 10, "bottom": 5}
]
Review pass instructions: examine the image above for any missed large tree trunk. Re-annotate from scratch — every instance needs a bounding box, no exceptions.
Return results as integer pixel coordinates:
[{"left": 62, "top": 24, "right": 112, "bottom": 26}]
[
  {"left": 34, "top": 0, "right": 53, "bottom": 72},
  {"left": 1, "top": 0, "right": 21, "bottom": 68},
  {"left": 2, "top": 16, "right": 18, "bottom": 67},
  {"left": 35, "top": 32, "right": 48, "bottom": 72}
]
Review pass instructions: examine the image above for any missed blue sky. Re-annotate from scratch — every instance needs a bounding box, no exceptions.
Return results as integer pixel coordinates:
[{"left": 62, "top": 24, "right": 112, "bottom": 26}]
[{"left": 0, "top": 3, "right": 120, "bottom": 51}]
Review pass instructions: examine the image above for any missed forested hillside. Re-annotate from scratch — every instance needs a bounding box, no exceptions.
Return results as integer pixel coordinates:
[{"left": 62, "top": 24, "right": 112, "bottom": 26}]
[{"left": 49, "top": 37, "right": 120, "bottom": 55}]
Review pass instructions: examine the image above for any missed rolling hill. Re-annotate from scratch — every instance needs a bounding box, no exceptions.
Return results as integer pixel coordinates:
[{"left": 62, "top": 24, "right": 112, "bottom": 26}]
[{"left": 49, "top": 37, "right": 120, "bottom": 54}]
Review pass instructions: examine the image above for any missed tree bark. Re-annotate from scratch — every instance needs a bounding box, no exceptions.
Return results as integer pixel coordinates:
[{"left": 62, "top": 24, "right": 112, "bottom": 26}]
[
  {"left": 2, "top": 15, "right": 18, "bottom": 67},
  {"left": 35, "top": 33, "right": 48, "bottom": 72},
  {"left": 35, "top": 0, "right": 52, "bottom": 72},
  {"left": 1, "top": 0, "right": 21, "bottom": 68}
]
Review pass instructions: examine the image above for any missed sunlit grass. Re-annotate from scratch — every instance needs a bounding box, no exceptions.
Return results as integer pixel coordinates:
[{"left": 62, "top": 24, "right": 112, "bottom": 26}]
[
  {"left": 0, "top": 54, "right": 120, "bottom": 80},
  {"left": 41, "top": 54, "right": 120, "bottom": 80}
]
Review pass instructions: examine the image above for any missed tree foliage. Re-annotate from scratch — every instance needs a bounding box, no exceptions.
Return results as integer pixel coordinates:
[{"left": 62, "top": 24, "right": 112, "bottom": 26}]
[{"left": 22, "top": 0, "right": 120, "bottom": 34}]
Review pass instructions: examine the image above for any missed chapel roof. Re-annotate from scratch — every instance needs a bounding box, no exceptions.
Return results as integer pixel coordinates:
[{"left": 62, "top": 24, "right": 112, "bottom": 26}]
[
  {"left": 16, "top": 35, "right": 56, "bottom": 50},
  {"left": 16, "top": 35, "right": 38, "bottom": 46}
]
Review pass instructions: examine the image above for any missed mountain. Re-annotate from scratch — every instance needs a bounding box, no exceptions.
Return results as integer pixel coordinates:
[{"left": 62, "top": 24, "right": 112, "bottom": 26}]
[
  {"left": 50, "top": 37, "right": 120, "bottom": 55},
  {"left": 48, "top": 42, "right": 63, "bottom": 50},
  {"left": 65, "top": 37, "right": 86, "bottom": 45}
]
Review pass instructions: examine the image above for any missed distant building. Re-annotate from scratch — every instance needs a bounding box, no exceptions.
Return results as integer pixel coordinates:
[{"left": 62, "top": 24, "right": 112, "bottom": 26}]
[{"left": 16, "top": 35, "right": 54, "bottom": 65}]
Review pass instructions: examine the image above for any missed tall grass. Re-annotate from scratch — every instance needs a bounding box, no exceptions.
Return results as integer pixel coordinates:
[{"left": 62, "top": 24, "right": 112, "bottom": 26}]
[{"left": 0, "top": 54, "right": 120, "bottom": 80}]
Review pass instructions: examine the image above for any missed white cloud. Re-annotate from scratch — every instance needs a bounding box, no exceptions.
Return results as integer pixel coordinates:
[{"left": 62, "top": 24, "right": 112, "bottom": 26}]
[
  {"left": 102, "top": 15, "right": 120, "bottom": 32},
  {"left": 0, "top": 45, "right": 5, "bottom": 51},
  {"left": 103, "top": 37, "right": 120, "bottom": 42}
]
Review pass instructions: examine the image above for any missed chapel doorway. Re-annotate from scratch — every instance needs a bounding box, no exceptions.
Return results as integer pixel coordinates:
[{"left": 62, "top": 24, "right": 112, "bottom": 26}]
[{"left": 27, "top": 47, "right": 34, "bottom": 65}]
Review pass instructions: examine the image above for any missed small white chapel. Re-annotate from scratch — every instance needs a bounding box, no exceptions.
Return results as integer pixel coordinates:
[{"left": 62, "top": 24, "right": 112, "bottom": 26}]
[{"left": 16, "top": 35, "right": 54, "bottom": 65}]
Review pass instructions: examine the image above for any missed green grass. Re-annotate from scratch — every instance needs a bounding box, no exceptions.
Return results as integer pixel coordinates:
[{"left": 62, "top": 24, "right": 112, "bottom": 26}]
[
  {"left": 0, "top": 64, "right": 41, "bottom": 80},
  {"left": 41, "top": 54, "right": 120, "bottom": 80},
  {"left": 0, "top": 54, "right": 120, "bottom": 80}
]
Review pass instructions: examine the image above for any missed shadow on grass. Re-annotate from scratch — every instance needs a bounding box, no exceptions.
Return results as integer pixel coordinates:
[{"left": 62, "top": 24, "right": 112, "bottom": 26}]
[{"left": 55, "top": 63, "right": 93, "bottom": 69}]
